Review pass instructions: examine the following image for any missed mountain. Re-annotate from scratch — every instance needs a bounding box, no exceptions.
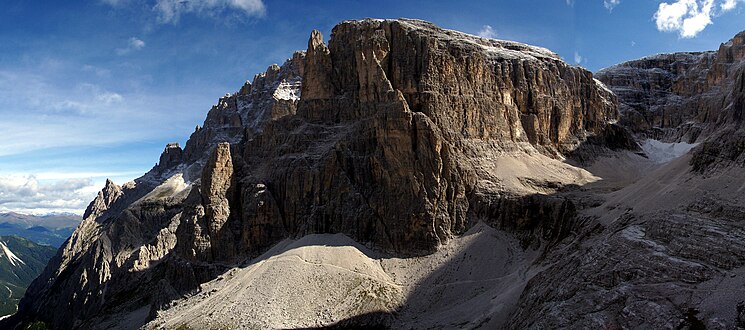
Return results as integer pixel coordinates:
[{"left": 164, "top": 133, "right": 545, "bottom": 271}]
[
  {"left": 0, "top": 213, "right": 80, "bottom": 247},
  {"left": 0, "top": 236, "right": 56, "bottom": 318},
  {"left": 5, "top": 18, "right": 745, "bottom": 329},
  {"left": 0, "top": 212, "right": 80, "bottom": 230},
  {"left": 596, "top": 31, "right": 745, "bottom": 173}
]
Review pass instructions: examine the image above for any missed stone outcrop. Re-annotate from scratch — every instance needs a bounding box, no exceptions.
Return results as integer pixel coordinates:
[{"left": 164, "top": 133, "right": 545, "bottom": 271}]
[
  {"left": 595, "top": 52, "right": 717, "bottom": 142},
  {"left": 82, "top": 179, "right": 123, "bottom": 220},
  {"left": 5, "top": 19, "right": 624, "bottom": 329},
  {"left": 155, "top": 143, "right": 183, "bottom": 171},
  {"left": 597, "top": 31, "right": 745, "bottom": 172},
  {"left": 201, "top": 142, "right": 235, "bottom": 260},
  {"left": 480, "top": 29, "right": 745, "bottom": 329}
]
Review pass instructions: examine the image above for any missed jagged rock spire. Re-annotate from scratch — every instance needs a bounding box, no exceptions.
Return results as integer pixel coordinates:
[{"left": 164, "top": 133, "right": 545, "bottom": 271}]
[{"left": 301, "top": 29, "right": 333, "bottom": 100}]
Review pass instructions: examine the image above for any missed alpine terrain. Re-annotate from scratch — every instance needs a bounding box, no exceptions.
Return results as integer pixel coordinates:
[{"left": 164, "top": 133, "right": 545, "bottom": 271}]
[
  {"left": 0, "top": 213, "right": 80, "bottom": 248},
  {"left": 0, "top": 236, "right": 56, "bottom": 318},
  {"left": 5, "top": 18, "right": 745, "bottom": 329}
]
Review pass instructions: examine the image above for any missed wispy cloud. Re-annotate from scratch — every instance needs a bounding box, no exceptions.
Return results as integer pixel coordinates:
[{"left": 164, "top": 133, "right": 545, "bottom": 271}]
[
  {"left": 100, "top": 0, "right": 129, "bottom": 6},
  {"left": 100, "top": 0, "right": 266, "bottom": 24},
  {"left": 116, "top": 37, "right": 146, "bottom": 55},
  {"left": 477, "top": 25, "right": 498, "bottom": 39},
  {"left": 0, "top": 65, "right": 202, "bottom": 157},
  {"left": 564, "top": 0, "right": 618, "bottom": 9},
  {"left": 654, "top": 0, "right": 718, "bottom": 38},
  {"left": 574, "top": 51, "right": 584, "bottom": 64},
  {"left": 721, "top": 0, "right": 742, "bottom": 10},
  {"left": 604, "top": 0, "right": 621, "bottom": 11},
  {"left": 82, "top": 64, "right": 112, "bottom": 78},
  {"left": 153, "top": 0, "right": 266, "bottom": 24}
]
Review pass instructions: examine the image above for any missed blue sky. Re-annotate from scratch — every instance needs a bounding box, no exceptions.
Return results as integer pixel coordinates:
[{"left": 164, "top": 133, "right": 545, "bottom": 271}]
[{"left": 0, "top": 0, "right": 744, "bottom": 214}]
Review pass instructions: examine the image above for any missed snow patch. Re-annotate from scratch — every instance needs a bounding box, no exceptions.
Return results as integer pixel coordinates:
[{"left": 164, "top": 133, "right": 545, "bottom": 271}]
[
  {"left": 0, "top": 241, "right": 25, "bottom": 267},
  {"left": 641, "top": 139, "right": 698, "bottom": 164},
  {"left": 141, "top": 173, "right": 190, "bottom": 201},
  {"left": 594, "top": 78, "right": 612, "bottom": 94},
  {"left": 272, "top": 80, "right": 301, "bottom": 102}
]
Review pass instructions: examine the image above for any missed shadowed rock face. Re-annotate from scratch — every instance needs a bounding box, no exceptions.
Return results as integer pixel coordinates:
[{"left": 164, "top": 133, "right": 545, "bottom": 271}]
[
  {"left": 596, "top": 52, "right": 716, "bottom": 141},
  {"left": 6, "top": 19, "right": 622, "bottom": 329},
  {"left": 597, "top": 30, "right": 745, "bottom": 172}
]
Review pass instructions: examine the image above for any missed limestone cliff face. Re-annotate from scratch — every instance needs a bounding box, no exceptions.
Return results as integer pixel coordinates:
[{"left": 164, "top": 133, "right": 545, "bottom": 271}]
[
  {"left": 597, "top": 30, "right": 745, "bottom": 171},
  {"left": 240, "top": 18, "right": 619, "bottom": 254},
  {"left": 6, "top": 19, "right": 621, "bottom": 329},
  {"left": 201, "top": 143, "right": 235, "bottom": 260},
  {"left": 302, "top": 19, "right": 617, "bottom": 152},
  {"left": 595, "top": 52, "right": 718, "bottom": 142}
]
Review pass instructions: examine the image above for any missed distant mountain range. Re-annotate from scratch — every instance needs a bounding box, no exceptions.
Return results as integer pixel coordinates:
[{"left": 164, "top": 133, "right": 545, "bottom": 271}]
[
  {"left": 0, "top": 213, "right": 80, "bottom": 248},
  {"left": 0, "top": 236, "right": 56, "bottom": 317}
]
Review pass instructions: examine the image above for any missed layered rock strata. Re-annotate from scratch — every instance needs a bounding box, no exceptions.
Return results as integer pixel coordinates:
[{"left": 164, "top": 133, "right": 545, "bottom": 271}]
[{"left": 597, "top": 31, "right": 745, "bottom": 171}]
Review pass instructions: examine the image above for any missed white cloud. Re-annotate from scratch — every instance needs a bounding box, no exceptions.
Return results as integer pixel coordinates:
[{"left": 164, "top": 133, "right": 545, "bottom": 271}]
[
  {"left": 477, "top": 25, "right": 498, "bottom": 39},
  {"left": 574, "top": 51, "right": 584, "bottom": 64},
  {"left": 100, "top": 0, "right": 128, "bottom": 6},
  {"left": 721, "top": 0, "right": 743, "bottom": 10},
  {"left": 0, "top": 170, "right": 145, "bottom": 214},
  {"left": 129, "top": 37, "right": 145, "bottom": 50},
  {"left": 605, "top": 0, "right": 621, "bottom": 10},
  {"left": 0, "top": 67, "right": 199, "bottom": 157},
  {"left": 0, "top": 175, "right": 96, "bottom": 215},
  {"left": 154, "top": 0, "right": 266, "bottom": 24},
  {"left": 229, "top": 0, "right": 265, "bottom": 13},
  {"left": 566, "top": 0, "right": 575, "bottom": 6},
  {"left": 654, "top": 0, "right": 715, "bottom": 38},
  {"left": 82, "top": 64, "right": 111, "bottom": 78},
  {"left": 116, "top": 37, "right": 146, "bottom": 55},
  {"left": 48, "top": 83, "right": 124, "bottom": 115}
]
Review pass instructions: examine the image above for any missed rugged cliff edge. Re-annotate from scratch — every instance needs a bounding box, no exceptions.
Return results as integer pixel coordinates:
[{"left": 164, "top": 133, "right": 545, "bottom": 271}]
[
  {"left": 597, "top": 31, "right": 745, "bottom": 172},
  {"left": 7, "top": 19, "right": 628, "bottom": 329},
  {"left": 504, "top": 30, "right": 745, "bottom": 329}
]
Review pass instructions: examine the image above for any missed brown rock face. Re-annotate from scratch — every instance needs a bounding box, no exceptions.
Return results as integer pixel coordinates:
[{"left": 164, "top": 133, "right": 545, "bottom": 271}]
[
  {"left": 595, "top": 52, "right": 717, "bottom": 142},
  {"left": 301, "top": 19, "right": 617, "bottom": 152},
  {"left": 201, "top": 142, "right": 235, "bottom": 260},
  {"left": 7, "top": 19, "right": 623, "bottom": 329},
  {"left": 156, "top": 143, "right": 184, "bottom": 171},
  {"left": 82, "top": 178, "right": 123, "bottom": 220},
  {"left": 597, "top": 30, "right": 745, "bottom": 171},
  {"left": 301, "top": 29, "right": 333, "bottom": 101},
  {"left": 238, "top": 18, "right": 619, "bottom": 254}
]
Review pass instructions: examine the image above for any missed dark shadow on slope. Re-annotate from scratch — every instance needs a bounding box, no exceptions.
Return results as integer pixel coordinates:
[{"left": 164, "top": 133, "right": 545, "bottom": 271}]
[
  {"left": 565, "top": 123, "right": 642, "bottom": 164},
  {"left": 2, "top": 124, "right": 645, "bottom": 330},
  {"left": 300, "top": 180, "right": 619, "bottom": 329},
  {"left": 300, "top": 148, "right": 745, "bottom": 329},
  {"left": 297, "top": 131, "right": 654, "bottom": 329}
]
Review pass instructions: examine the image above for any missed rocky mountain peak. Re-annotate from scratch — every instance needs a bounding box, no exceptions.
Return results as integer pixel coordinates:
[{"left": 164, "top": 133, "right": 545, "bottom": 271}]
[
  {"left": 301, "top": 29, "right": 333, "bottom": 102},
  {"left": 5, "top": 18, "right": 632, "bottom": 329},
  {"left": 200, "top": 142, "right": 235, "bottom": 261},
  {"left": 308, "top": 29, "right": 325, "bottom": 50},
  {"left": 718, "top": 30, "right": 745, "bottom": 64},
  {"left": 156, "top": 143, "right": 184, "bottom": 172},
  {"left": 82, "top": 179, "right": 123, "bottom": 220}
]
